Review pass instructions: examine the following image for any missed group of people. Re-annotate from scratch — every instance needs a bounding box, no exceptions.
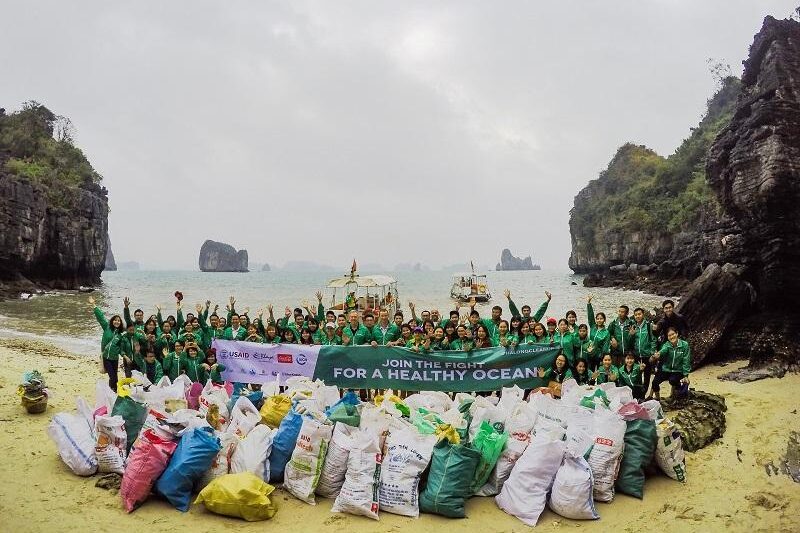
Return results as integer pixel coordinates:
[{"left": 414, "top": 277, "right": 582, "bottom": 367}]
[{"left": 91, "top": 289, "right": 692, "bottom": 401}]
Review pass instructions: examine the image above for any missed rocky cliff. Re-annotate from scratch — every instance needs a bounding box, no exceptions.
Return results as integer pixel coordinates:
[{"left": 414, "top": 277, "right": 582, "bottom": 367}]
[
  {"left": 682, "top": 15, "right": 800, "bottom": 373},
  {"left": 495, "top": 249, "right": 541, "bottom": 271},
  {"left": 104, "top": 234, "right": 117, "bottom": 271},
  {"left": 199, "top": 240, "right": 249, "bottom": 272},
  {"left": 0, "top": 103, "right": 109, "bottom": 296},
  {"left": 571, "top": 15, "right": 800, "bottom": 372},
  {"left": 568, "top": 77, "right": 741, "bottom": 294}
]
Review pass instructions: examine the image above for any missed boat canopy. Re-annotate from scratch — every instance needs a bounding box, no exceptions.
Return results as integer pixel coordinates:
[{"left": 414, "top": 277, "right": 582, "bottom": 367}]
[{"left": 326, "top": 274, "right": 397, "bottom": 288}]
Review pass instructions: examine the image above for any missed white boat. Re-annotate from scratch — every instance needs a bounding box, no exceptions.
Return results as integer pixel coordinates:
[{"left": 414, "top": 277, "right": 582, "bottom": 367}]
[
  {"left": 450, "top": 272, "right": 492, "bottom": 302},
  {"left": 323, "top": 262, "right": 400, "bottom": 316}
]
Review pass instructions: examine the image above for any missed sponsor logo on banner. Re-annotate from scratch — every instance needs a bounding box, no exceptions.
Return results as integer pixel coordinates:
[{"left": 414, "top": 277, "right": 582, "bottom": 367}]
[
  {"left": 297, "top": 354, "right": 308, "bottom": 365},
  {"left": 277, "top": 353, "right": 293, "bottom": 363}
]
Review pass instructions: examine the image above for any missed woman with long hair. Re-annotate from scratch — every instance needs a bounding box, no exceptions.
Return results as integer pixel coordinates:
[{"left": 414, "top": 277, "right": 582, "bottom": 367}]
[{"left": 90, "top": 296, "right": 124, "bottom": 391}]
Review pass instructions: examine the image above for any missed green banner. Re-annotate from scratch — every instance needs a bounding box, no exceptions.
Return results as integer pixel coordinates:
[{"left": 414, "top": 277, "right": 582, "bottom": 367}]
[{"left": 312, "top": 343, "right": 560, "bottom": 392}]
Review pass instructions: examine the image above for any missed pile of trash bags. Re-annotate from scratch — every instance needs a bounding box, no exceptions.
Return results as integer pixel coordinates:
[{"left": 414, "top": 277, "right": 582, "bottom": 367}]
[{"left": 47, "top": 374, "right": 687, "bottom": 525}]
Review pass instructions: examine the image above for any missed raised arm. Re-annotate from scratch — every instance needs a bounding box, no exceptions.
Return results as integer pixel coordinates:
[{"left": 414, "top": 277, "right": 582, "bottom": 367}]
[
  {"left": 123, "top": 296, "right": 133, "bottom": 328},
  {"left": 90, "top": 297, "right": 109, "bottom": 331},
  {"left": 587, "top": 296, "right": 596, "bottom": 329},
  {"left": 532, "top": 291, "right": 552, "bottom": 322},
  {"left": 505, "top": 289, "right": 521, "bottom": 317}
]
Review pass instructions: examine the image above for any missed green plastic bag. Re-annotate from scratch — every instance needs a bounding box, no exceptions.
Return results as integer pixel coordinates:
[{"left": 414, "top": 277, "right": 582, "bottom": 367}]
[
  {"left": 615, "top": 419, "right": 657, "bottom": 498},
  {"left": 470, "top": 421, "right": 509, "bottom": 493},
  {"left": 419, "top": 439, "right": 481, "bottom": 518},
  {"left": 411, "top": 409, "right": 442, "bottom": 435},
  {"left": 328, "top": 403, "right": 360, "bottom": 427},
  {"left": 580, "top": 389, "right": 610, "bottom": 410},
  {"left": 111, "top": 395, "right": 148, "bottom": 453}
]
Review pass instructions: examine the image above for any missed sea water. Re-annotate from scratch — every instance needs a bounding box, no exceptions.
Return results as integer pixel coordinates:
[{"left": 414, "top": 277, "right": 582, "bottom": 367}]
[{"left": 0, "top": 269, "right": 673, "bottom": 356}]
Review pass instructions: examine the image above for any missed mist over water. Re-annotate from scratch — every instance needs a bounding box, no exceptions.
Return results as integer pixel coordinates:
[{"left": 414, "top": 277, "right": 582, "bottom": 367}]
[{"left": 0, "top": 269, "right": 674, "bottom": 357}]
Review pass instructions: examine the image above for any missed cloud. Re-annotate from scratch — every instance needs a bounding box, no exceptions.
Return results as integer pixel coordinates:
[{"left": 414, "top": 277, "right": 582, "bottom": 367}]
[{"left": 1, "top": 0, "right": 796, "bottom": 270}]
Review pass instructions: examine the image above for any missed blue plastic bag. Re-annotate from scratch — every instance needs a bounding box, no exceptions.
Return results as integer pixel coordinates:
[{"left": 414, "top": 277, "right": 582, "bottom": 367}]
[
  {"left": 324, "top": 390, "right": 360, "bottom": 417},
  {"left": 268, "top": 405, "right": 303, "bottom": 483},
  {"left": 227, "top": 383, "right": 264, "bottom": 413},
  {"left": 155, "top": 426, "right": 221, "bottom": 511}
]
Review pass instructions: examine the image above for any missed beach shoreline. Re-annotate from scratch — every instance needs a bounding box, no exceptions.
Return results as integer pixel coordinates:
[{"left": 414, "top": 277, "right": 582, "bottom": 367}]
[{"left": 1, "top": 335, "right": 798, "bottom": 533}]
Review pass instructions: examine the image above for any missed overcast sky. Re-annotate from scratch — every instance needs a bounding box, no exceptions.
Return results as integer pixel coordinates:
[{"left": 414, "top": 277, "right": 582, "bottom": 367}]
[{"left": 2, "top": 1, "right": 796, "bottom": 270}]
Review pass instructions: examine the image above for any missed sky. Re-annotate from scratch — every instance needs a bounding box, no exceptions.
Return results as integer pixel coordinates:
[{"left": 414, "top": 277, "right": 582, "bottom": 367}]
[{"left": 2, "top": 1, "right": 797, "bottom": 271}]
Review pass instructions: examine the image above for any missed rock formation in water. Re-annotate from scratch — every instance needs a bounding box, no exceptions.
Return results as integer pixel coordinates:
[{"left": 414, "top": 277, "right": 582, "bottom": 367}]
[
  {"left": 495, "top": 249, "right": 541, "bottom": 271},
  {"left": 0, "top": 103, "right": 109, "bottom": 297},
  {"left": 199, "top": 240, "right": 249, "bottom": 272},
  {"left": 261, "top": 263, "right": 271, "bottom": 272},
  {"left": 104, "top": 234, "right": 117, "bottom": 271},
  {"left": 683, "top": 15, "right": 800, "bottom": 374}
]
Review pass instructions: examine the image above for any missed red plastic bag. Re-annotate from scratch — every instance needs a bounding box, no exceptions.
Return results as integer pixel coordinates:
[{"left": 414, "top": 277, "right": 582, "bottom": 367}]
[
  {"left": 617, "top": 401, "right": 650, "bottom": 421},
  {"left": 120, "top": 429, "right": 178, "bottom": 512}
]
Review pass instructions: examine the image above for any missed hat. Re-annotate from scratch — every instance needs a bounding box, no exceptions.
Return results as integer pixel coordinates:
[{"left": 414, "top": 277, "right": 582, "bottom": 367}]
[
  {"left": 325, "top": 322, "right": 336, "bottom": 329},
  {"left": 546, "top": 317, "right": 557, "bottom": 325},
  {"left": 413, "top": 326, "right": 424, "bottom": 333}
]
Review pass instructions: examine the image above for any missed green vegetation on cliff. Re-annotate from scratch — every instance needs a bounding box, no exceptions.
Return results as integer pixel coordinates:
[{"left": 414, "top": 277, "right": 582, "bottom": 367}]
[
  {"left": 0, "top": 101, "right": 102, "bottom": 207},
  {"left": 571, "top": 76, "right": 740, "bottom": 255}
]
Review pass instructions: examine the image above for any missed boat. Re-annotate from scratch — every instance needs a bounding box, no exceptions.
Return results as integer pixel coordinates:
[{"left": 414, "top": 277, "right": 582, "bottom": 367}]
[
  {"left": 323, "top": 260, "right": 400, "bottom": 316},
  {"left": 450, "top": 271, "right": 492, "bottom": 302}
]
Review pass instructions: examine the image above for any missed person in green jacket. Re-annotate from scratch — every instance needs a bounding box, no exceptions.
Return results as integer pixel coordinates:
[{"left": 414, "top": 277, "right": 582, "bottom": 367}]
[
  {"left": 406, "top": 327, "right": 430, "bottom": 352},
  {"left": 650, "top": 328, "right": 691, "bottom": 400},
  {"left": 504, "top": 289, "right": 552, "bottom": 323},
  {"left": 517, "top": 321, "right": 538, "bottom": 344},
  {"left": 573, "top": 358, "right": 591, "bottom": 385},
  {"left": 593, "top": 354, "right": 619, "bottom": 385},
  {"left": 391, "top": 323, "right": 414, "bottom": 347},
  {"left": 474, "top": 324, "right": 497, "bottom": 349},
  {"left": 631, "top": 307, "right": 657, "bottom": 393},
  {"left": 430, "top": 327, "right": 450, "bottom": 351},
  {"left": 134, "top": 348, "right": 164, "bottom": 384},
  {"left": 371, "top": 309, "right": 400, "bottom": 346},
  {"left": 531, "top": 321, "right": 551, "bottom": 344},
  {"left": 608, "top": 304, "right": 635, "bottom": 366},
  {"left": 120, "top": 323, "right": 145, "bottom": 378},
  {"left": 281, "top": 328, "right": 298, "bottom": 344},
  {"left": 586, "top": 296, "right": 611, "bottom": 369},
  {"left": 341, "top": 311, "right": 373, "bottom": 346},
  {"left": 319, "top": 322, "right": 342, "bottom": 345},
  {"left": 177, "top": 322, "right": 205, "bottom": 350},
  {"left": 263, "top": 323, "right": 282, "bottom": 344},
  {"left": 553, "top": 319, "right": 579, "bottom": 366},
  {"left": 575, "top": 324, "right": 594, "bottom": 365},
  {"left": 200, "top": 351, "right": 226, "bottom": 385},
  {"left": 90, "top": 297, "right": 124, "bottom": 392},
  {"left": 181, "top": 345, "right": 204, "bottom": 383},
  {"left": 198, "top": 304, "right": 225, "bottom": 349},
  {"left": 450, "top": 325, "right": 475, "bottom": 351},
  {"left": 244, "top": 323, "right": 264, "bottom": 343},
  {"left": 538, "top": 354, "right": 573, "bottom": 392},
  {"left": 223, "top": 314, "right": 247, "bottom": 340},
  {"left": 161, "top": 341, "right": 185, "bottom": 382},
  {"left": 123, "top": 296, "right": 145, "bottom": 332},
  {"left": 618, "top": 353, "right": 646, "bottom": 400},
  {"left": 155, "top": 321, "right": 178, "bottom": 358},
  {"left": 545, "top": 318, "right": 558, "bottom": 343},
  {"left": 480, "top": 306, "right": 504, "bottom": 339},
  {"left": 497, "top": 320, "right": 518, "bottom": 349}
]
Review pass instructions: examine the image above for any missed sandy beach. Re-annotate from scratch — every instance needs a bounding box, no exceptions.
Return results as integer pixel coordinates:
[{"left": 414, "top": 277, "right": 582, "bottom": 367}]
[{"left": 0, "top": 336, "right": 797, "bottom": 533}]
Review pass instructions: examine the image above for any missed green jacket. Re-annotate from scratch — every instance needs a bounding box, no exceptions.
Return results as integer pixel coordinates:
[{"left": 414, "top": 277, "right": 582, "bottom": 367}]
[
  {"left": 177, "top": 331, "right": 205, "bottom": 349},
  {"left": 264, "top": 334, "right": 282, "bottom": 344},
  {"left": 318, "top": 334, "right": 342, "bottom": 346},
  {"left": 594, "top": 365, "right": 619, "bottom": 385},
  {"left": 542, "top": 367, "right": 573, "bottom": 383},
  {"left": 180, "top": 353, "right": 204, "bottom": 382},
  {"left": 430, "top": 339, "right": 451, "bottom": 351},
  {"left": 223, "top": 326, "right": 247, "bottom": 341},
  {"left": 573, "top": 370, "right": 591, "bottom": 385},
  {"left": 341, "top": 324, "right": 372, "bottom": 346},
  {"left": 405, "top": 338, "right": 430, "bottom": 352},
  {"left": 631, "top": 320, "right": 656, "bottom": 359},
  {"left": 450, "top": 338, "right": 475, "bottom": 351},
  {"left": 123, "top": 307, "right": 145, "bottom": 332},
  {"left": 480, "top": 318, "right": 502, "bottom": 339},
  {"left": 575, "top": 336, "right": 596, "bottom": 366},
  {"left": 120, "top": 331, "right": 146, "bottom": 359},
  {"left": 587, "top": 303, "right": 611, "bottom": 357},
  {"left": 553, "top": 331, "right": 579, "bottom": 364},
  {"left": 134, "top": 353, "right": 164, "bottom": 383},
  {"left": 519, "top": 334, "right": 539, "bottom": 344},
  {"left": 155, "top": 331, "right": 178, "bottom": 354},
  {"left": 198, "top": 313, "right": 225, "bottom": 349},
  {"left": 94, "top": 306, "right": 123, "bottom": 361},
  {"left": 497, "top": 333, "right": 519, "bottom": 349},
  {"left": 608, "top": 317, "right": 635, "bottom": 354},
  {"left": 243, "top": 335, "right": 265, "bottom": 344},
  {"left": 370, "top": 323, "right": 400, "bottom": 345},
  {"left": 200, "top": 363, "right": 227, "bottom": 385},
  {"left": 508, "top": 298, "right": 549, "bottom": 322},
  {"left": 657, "top": 339, "right": 692, "bottom": 376},
  {"left": 161, "top": 351, "right": 184, "bottom": 381},
  {"left": 617, "top": 363, "right": 643, "bottom": 389}
]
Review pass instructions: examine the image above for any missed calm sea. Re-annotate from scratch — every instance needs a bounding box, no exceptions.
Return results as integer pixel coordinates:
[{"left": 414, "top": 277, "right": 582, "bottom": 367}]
[{"left": 0, "top": 269, "right": 673, "bottom": 357}]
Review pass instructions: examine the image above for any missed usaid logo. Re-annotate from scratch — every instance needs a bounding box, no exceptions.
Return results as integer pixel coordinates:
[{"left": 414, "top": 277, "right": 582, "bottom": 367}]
[
  {"left": 218, "top": 349, "right": 229, "bottom": 358},
  {"left": 297, "top": 354, "right": 308, "bottom": 366},
  {"left": 277, "top": 354, "right": 293, "bottom": 363}
]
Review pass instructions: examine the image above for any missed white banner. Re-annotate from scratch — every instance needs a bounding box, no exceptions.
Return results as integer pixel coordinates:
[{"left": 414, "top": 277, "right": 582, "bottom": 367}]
[{"left": 213, "top": 339, "right": 320, "bottom": 385}]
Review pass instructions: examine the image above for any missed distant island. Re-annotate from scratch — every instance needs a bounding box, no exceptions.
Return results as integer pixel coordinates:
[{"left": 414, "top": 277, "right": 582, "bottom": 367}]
[
  {"left": 495, "top": 249, "right": 541, "bottom": 271},
  {"left": 199, "top": 240, "right": 248, "bottom": 272}
]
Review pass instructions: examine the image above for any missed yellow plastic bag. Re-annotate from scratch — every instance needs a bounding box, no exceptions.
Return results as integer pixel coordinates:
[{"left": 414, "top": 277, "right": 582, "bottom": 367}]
[
  {"left": 194, "top": 472, "right": 277, "bottom": 521},
  {"left": 259, "top": 395, "right": 291, "bottom": 429},
  {"left": 116, "top": 377, "right": 138, "bottom": 398},
  {"left": 435, "top": 424, "right": 461, "bottom": 445}
]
